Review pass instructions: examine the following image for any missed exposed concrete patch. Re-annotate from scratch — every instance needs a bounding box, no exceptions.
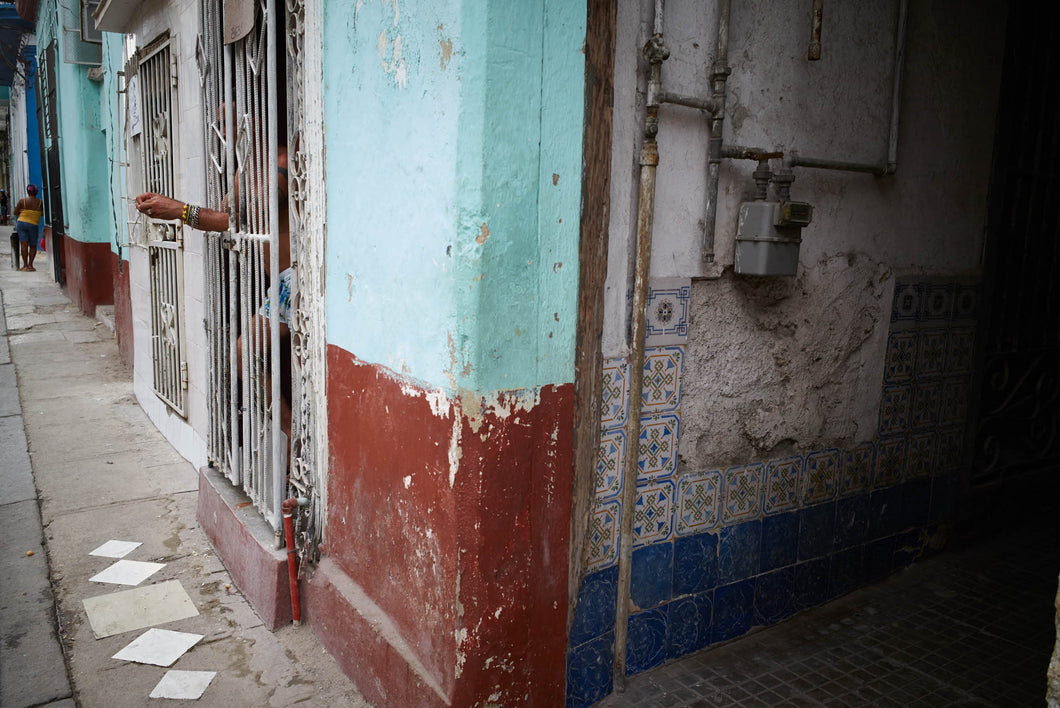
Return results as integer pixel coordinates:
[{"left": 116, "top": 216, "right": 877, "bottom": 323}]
[{"left": 681, "top": 254, "right": 890, "bottom": 467}]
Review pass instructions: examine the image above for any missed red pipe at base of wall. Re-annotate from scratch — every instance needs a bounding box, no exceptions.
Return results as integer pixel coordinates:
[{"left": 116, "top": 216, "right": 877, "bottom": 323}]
[{"left": 282, "top": 497, "right": 302, "bottom": 625}]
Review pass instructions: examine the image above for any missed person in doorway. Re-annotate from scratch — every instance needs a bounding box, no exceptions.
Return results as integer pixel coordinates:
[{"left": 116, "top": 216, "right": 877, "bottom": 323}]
[
  {"left": 134, "top": 147, "right": 293, "bottom": 453},
  {"left": 14, "top": 185, "right": 44, "bottom": 271},
  {"left": 1, "top": 188, "right": 10, "bottom": 224}
]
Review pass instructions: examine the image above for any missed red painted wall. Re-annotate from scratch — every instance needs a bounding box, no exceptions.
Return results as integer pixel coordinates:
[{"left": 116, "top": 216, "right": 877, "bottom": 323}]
[
  {"left": 320, "top": 346, "right": 573, "bottom": 706},
  {"left": 110, "top": 251, "right": 133, "bottom": 367},
  {"left": 61, "top": 237, "right": 113, "bottom": 317}
]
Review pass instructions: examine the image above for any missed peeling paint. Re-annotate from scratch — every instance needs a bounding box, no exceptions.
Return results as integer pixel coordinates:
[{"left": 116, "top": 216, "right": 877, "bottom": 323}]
[
  {"left": 439, "top": 34, "right": 454, "bottom": 70},
  {"left": 552, "top": 173, "right": 559, "bottom": 185},
  {"left": 448, "top": 417, "right": 462, "bottom": 487},
  {"left": 403, "top": 475, "right": 412, "bottom": 488},
  {"left": 477, "top": 223, "right": 490, "bottom": 245}
]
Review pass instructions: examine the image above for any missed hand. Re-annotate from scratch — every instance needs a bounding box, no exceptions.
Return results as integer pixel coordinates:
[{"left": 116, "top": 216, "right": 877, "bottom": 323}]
[{"left": 135, "top": 192, "right": 184, "bottom": 220}]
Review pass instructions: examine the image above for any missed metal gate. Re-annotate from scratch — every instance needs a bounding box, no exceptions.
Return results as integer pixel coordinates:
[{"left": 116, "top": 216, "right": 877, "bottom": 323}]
[
  {"left": 971, "top": 5, "right": 1060, "bottom": 486},
  {"left": 140, "top": 39, "right": 188, "bottom": 417},
  {"left": 35, "top": 42, "right": 65, "bottom": 286},
  {"left": 199, "top": 0, "right": 325, "bottom": 547}
]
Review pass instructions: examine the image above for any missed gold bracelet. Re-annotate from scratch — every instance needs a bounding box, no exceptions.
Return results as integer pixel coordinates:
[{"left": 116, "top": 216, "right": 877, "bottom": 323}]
[{"left": 181, "top": 203, "right": 190, "bottom": 224}]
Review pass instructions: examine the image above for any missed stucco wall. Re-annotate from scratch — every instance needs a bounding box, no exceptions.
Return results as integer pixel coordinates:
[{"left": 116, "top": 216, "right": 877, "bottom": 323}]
[
  {"left": 123, "top": 0, "right": 211, "bottom": 468},
  {"left": 319, "top": 0, "right": 585, "bottom": 704}
]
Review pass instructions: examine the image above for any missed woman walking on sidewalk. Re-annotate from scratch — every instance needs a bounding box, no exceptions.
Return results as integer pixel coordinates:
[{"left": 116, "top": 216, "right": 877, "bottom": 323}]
[{"left": 14, "top": 185, "right": 44, "bottom": 272}]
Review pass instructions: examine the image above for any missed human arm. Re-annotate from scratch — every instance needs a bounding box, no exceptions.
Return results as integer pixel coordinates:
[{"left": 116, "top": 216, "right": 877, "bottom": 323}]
[{"left": 135, "top": 192, "right": 230, "bottom": 232}]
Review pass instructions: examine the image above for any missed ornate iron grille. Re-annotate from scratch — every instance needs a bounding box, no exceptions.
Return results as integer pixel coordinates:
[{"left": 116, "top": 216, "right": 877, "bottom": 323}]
[{"left": 140, "top": 40, "right": 188, "bottom": 416}]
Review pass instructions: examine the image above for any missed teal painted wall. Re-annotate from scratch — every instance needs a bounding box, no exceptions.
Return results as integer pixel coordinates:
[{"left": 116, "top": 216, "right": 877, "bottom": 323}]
[
  {"left": 39, "top": 0, "right": 110, "bottom": 245},
  {"left": 323, "top": 0, "right": 586, "bottom": 394},
  {"left": 100, "top": 33, "right": 126, "bottom": 255}
]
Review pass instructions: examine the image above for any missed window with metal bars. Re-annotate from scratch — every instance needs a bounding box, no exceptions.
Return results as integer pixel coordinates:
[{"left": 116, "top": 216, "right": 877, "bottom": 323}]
[{"left": 138, "top": 38, "right": 188, "bottom": 417}]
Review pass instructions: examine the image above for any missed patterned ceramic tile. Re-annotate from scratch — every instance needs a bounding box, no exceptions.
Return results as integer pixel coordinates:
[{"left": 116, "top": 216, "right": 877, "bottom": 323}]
[
  {"left": 600, "top": 359, "right": 629, "bottom": 430},
  {"left": 722, "top": 463, "right": 763, "bottom": 525},
  {"left": 644, "top": 278, "right": 691, "bottom": 346},
  {"left": 586, "top": 500, "right": 621, "bottom": 571},
  {"left": 936, "top": 426, "right": 964, "bottom": 473},
  {"left": 874, "top": 436, "right": 906, "bottom": 488},
  {"left": 841, "top": 442, "right": 875, "bottom": 496},
  {"left": 953, "top": 284, "right": 979, "bottom": 321},
  {"left": 763, "top": 456, "right": 801, "bottom": 514},
  {"left": 946, "top": 329, "right": 976, "bottom": 376},
  {"left": 802, "top": 449, "right": 840, "bottom": 505},
  {"left": 637, "top": 414, "right": 679, "bottom": 485},
  {"left": 910, "top": 381, "right": 941, "bottom": 431},
  {"left": 633, "top": 481, "right": 675, "bottom": 547},
  {"left": 641, "top": 347, "right": 683, "bottom": 415},
  {"left": 676, "top": 470, "right": 721, "bottom": 536},
  {"left": 878, "top": 385, "right": 911, "bottom": 437},
  {"left": 891, "top": 282, "right": 922, "bottom": 324},
  {"left": 884, "top": 332, "right": 917, "bottom": 385},
  {"left": 595, "top": 430, "right": 624, "bottom": 500},
  {"left": 917, "top": 329, "right": 948, "bottom": 380},
  {"left": 906, "top": 431, "right": 936, "bottom": 478},
  {"left": 922, "top": 283, "right": 954, "bottom": 322},
  {"left": 939, "top": 377, "right": 971, "bottom": 427}
]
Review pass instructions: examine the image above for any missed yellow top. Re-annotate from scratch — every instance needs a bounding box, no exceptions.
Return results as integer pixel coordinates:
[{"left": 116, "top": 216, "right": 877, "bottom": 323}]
[{"left": 17, "top": 209, "right": 43, "bottom": 226}]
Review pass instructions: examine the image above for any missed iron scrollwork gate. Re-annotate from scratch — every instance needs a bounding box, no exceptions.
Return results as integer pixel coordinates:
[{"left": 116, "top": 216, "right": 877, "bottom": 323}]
[{"left": 199, "top": 0, "right": 325, "bottom": 560}]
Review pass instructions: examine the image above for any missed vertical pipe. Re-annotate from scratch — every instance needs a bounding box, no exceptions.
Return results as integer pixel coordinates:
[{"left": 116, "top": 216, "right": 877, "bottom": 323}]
[
  {"left": 808, "top": 0, "right": 823, "bottom": 61},
  {"left": 614, "top": 0, "right": 668, "bottom": 689},
  {"left": 266, "top": 0, "right": 284, "bottom": 534},
  {"left": 887, "top": 0, "right": 908, "bottom": 174},
  {"left": 702, "top": 0, "right": 731, "bottom": 262}
]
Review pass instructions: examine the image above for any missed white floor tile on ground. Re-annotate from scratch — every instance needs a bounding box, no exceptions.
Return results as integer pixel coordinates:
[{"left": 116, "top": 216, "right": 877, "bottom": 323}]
[
  {"left": 112, "top": 628, "right": 204, "bottom": 667},
  {"left": 90, "top": 560, "right": 165, "bottom": 586},
  {"left": 149, "top": 670, "right": 217, "bottom": 700},
  {"left": 82, "top": 580, "right": 198, "bottom": 638},
  {"left": 89, "top": 540, "right": 142, "bottom": 558}
]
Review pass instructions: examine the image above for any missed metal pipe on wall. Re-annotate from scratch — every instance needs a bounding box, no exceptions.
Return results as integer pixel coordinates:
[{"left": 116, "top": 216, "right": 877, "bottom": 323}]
[
  {"left": 614, "top": 0, "right": 668, "bottom": 690},
  {"left": 702, "top": 0, "right": 732, "bottom": 263}
]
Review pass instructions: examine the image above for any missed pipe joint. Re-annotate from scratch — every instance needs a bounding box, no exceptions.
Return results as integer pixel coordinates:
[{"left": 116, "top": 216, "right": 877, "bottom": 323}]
[{"left": 643, "top": 34, "right": 671, "bottom": 65}]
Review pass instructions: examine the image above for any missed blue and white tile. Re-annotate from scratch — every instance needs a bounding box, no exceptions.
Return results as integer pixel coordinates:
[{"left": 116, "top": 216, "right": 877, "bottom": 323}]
[
  {"left": 945, "top": 329, "right": 976, "bottom": 376},
  {"left": 637, "top": 414, "right": 679, "bottom": 486},
  {"left": 641, "top": 346, "right": 683, "bottom": 415},
  {"left": 585, "top": 500, "right": 621, "bottom": 572},
  {"left": 874, "top": 436, "right": 906, "bottom": 488},
  {"left": 763, "top": 455, "right": 801, "bottom": 515},
  {"left": 722, "top": 463, "right": 763, "bottom": 525},
  {"left": 906, "top": 431, "right": 936, "bottom": 479},
  {"left": 633, "top": 481, "right": 675, "bottom": 547},
  {"left": 909, "top": 381, "right": 941, "bottom": 431},
  {"left": 645, "top": 278, "right": 691, "bottom": 346},
  {"left": 883, "top": 331, "right": 917, "bottom": 385},
  {"left": 916, "top": 329, "right": 948, "bottom": 380},
  {"left": 878, "top": 385, "right": 911, "bottom": 437},
  {"left": 939, "top": 377, "right": 971, "bottom": 427},
  {"left": 802, "top": 449, "right": 840, "bottom": 505},
  {"left": 676, "top": 470, "right": 721, "bottom": 536},
  {"left": 891, "top": 281, "right": 922, "bottom": 326},
  {"left": 595, "top": 430, "right": 624, "bottom": 500},
  {"left": 841, "top": 442, "right": 874, "bottom": 496},
  {"left": 953, "top": 284, "right": 979, "bottom": 322},
  {"left": 600, "top": 358, "right": 629, "bottom": 430},
  {"left": 922, "top": 283, "right": 954, "bottom": 323}
]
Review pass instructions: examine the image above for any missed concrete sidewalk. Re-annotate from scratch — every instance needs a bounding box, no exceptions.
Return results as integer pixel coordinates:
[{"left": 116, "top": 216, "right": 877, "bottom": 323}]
[{"left": 0, "top": 254, "right": 367, "bottom": 707}]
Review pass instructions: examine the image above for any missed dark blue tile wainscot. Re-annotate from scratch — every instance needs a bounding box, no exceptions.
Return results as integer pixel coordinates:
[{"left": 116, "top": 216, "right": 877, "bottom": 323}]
[
  {"left": 761, "top": 511, "right": 798, "bottom": 572},
  {"left": 794, "top": 557, "right": 832, "bottom": 610},
  {"left": 570, "top": 565, "right": 618, "bottom": 646},
  {"left": 754, "top": 568, "right": 795, "bottom": 625},
  {"left": 631, "top": 543, "right": 673, "bottom": 610},
  {"left": 831, "top": 547, "right": 864, "bottom": 597},
  {"left": 673, "top": 532, "right": 718, "bottom": 597},
  {"left": 719, "top": 520, "right": 761, "bottom": 584},
  {"left": 713, "top": 579, "right": 755, "bottom": 643},
  {"left": 566, "top": 633, "right": 614, "bottom": 708},
  {"left": 869, "top": 486, "right": 903, "bottom": 539},
  {"left": 798, "top": 502, "right": 836, "bottom": 561},
  {"left": 666, "top": 591, "right": 714, "bottom": 660},
  {"left": 626, "top": 608, "right": 667, "bottom": 675},
  {"left": 834, "top": 495, "right": 870, "bottom": 549}
]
